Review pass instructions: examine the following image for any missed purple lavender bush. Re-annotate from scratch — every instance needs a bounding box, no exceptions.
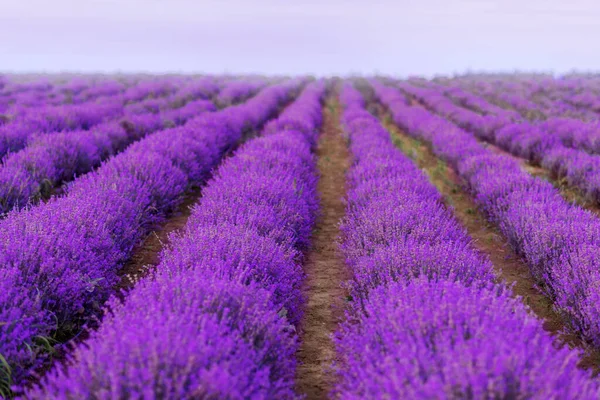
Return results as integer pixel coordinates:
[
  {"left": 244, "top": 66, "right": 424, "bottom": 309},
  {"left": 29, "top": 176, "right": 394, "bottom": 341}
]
[
  {"left": 398, "top": 80, "right": 600, "bottom": 209},
  {"left": 25, "top": 82, "right": 324, "bottom": 399},
  {"left": 0, "top": 88, "right": 216, "bottom": 214},
  {"left": 375, "top": 79, "right": 600, "bottom": 353},
  {"left": 334, "top": 83, "right": 598, "bottom": 399},
  {"left": 216, "top": 79, "right": 266, "bottom": 106},
  {"left": 0, "top": 81, "right": 300, "bottom": 392}
]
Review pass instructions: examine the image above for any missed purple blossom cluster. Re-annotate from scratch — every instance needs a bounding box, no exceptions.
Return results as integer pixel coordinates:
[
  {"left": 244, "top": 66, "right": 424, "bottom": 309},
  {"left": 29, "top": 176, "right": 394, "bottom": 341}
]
[
  {"left": 26, "top": 81, "right": 324, "bottom": 399},
  {"left": 0, "top": 101, "right": 124, "bottom": 158},
  {"left": 538, "top": 118, "right": 600, "bottom": 154},
  {"left": 216, "top": 80, "right": 266, "bottom": 106},
  {"left": 491, "top": 122, "right": 600, "bottom": 202},
  {"left": 443, "top": 85, "right": 521, "bottom": 120},
  {"left": 0, "top": 78, "right": 213, "bottom": 160},
  {"left": 374, "top": 80, "right": 600, "bottom": 357},
  {"left": 336, "top": 83, "right": 598, "bottom": 398},
  {"left": 0, "top": 80, "right": 300, "bottom": 391},
  {"left": 406, "top": 81, "right": 600, "bottom": 206},
  {"left": 0, "top": 79, "right": 123, "bottom": 113},
  {"left": 120, "top": 79, "right": 179, "bottom": 104},
  {"left": 0, "top": 95, "right": 217, "bottom": 214}
]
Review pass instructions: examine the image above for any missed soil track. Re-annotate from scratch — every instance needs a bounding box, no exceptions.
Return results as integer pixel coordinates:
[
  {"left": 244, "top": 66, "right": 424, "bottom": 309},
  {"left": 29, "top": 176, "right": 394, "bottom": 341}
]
[
  {"left": 117, "top": 189, "right": 201, "bottom": 291},
  {"left": 296, "top": 97, "right": 351, "bottom": 399}
]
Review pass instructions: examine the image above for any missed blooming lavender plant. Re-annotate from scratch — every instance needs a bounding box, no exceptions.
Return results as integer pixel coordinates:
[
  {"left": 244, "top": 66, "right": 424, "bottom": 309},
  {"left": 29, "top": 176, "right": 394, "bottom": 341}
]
[
  {"left": 0, "top": 95, "right": 216, "bottom": 214},
  {"left": 0, "top": 102, "right": 124, "bottom": 158},
  {"left": 399, "top": 80, "right": 600, "bottom": 207},
  {"left": 335, "top": 83, "right": 598, "bottom": 398},
  {"left": 216, "top": 80, "right": 266, "bottom": 106},
  {"left": 0, "top": 80, "right": 300, "bottom": 390},
  {"left": 374, "top": 79, "right": 600, "bottom": 351},
  {"left": 25, "top": 81, "right": 324, "bottom": 399}
]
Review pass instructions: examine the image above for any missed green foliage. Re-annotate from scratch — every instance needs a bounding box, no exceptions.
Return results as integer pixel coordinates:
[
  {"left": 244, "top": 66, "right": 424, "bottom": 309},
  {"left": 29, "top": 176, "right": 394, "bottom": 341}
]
[{"left": 0, "top": 353, "right": 12, "bottom": 399}]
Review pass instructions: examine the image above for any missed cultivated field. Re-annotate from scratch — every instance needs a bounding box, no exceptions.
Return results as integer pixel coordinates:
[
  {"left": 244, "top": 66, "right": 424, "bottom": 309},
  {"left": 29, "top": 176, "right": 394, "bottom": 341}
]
[{"left": 2, "top": 74, "right": 600, "bottom": 399}]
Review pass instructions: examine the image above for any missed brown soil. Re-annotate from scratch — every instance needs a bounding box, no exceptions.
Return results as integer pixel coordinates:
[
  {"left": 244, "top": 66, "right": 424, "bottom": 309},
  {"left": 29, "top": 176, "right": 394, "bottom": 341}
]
[
  {"left": 377, "top": 107, "right": 600, "bottom": 371},
  {"left": 116, "top": 189, "right": 201, "bottom": 292},
  {"left": 295, "top": 97, "right": 351, "bottom": 399}
]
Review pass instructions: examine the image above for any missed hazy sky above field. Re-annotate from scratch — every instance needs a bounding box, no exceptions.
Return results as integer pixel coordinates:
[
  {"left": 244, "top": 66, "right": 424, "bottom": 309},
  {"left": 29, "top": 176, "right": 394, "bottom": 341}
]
[{"left": 1, "top": 0, "right": 600, "bottom": 76}]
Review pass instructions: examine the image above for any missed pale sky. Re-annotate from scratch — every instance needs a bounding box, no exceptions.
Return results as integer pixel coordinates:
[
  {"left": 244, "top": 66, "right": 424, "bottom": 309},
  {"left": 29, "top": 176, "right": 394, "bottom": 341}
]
[{"left": 1, "top": 0, "right": 600, "bottom": 76}]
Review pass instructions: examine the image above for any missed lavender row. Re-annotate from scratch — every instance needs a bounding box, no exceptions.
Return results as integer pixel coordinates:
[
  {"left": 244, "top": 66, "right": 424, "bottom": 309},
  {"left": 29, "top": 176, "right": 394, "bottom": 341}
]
[
  {"left": 26, "top": 82, "right": 324, "bottom": 399},
  {"left": 2, "top": 77, "right": 216, "bottom": 118},
  {"left": 491, "top": 122, "right": 600, "bottom": 203},
  {"left": 409, "top": 81, "right": 600, "bottom": 205},
  {"left": 0, "top": 101, "right": 124, "bottom": 158},
  {"left": 216, "top": 79, "right": 266, "bottom": 106},
  {"left": 82, "top": 77, "right": 217, "bottom": 106},
  {"left": 455, "top": 83, "right": 600, "bottom": 198},
  {"left": 118, "top": 79, "right": 178, "bottom": 105},
  {"left": 469, "top": 74, "right": 600, "bottom": 127},
  {"left": 456, "top": 80, "right": 541, "bottom": 117},
  {"left": 462, "top": 81, "right": 600, "bottom": 151},
  {"left": 483, "top": 89, "right": 546, "bottom": 119},
  {"left": 0, "top": 77, "right": 200, "bottom": 113},
  {"left": 0, "top": 79, "right": 223, "bottom": 214},
  {"left": 1, "top": 79, "right": 129, "bottom": 116},
  {"left": 0, "top": 81, "right": 300, "bottom": 393},
  {"left": 0, "top": 85, "right": 152, "bottom": 156},
  {"left": 0, "top": 97, "right": 217, "bottom": 214},
  {"left": 442, "top": 85, "right": 521, "bottom": 120},
  {"left": 397, "top": 81, "right": 507, "bottom": 140},
  {"left": 375, "top": 80, "right": 600, "bottom": 356},
  {"left": 565, "top": 90, "right": 600, "bottom": 113},
  {"left": 0, "top": 79, "right": 124, "bottom": 112},
  {"left": 334, "top": 84, "right": 596, "bottom": 398},
  {"left": 445, "top": 78, "right": 597, "bottom": 122},
  {"left": 402, "top": 81, "right": 600, "bottom": 194},
  {"left": 0, "top": 78, "right": 220, "bottom": 159},
  {"left": 122, "top": 81, "right": 218, "bottom": 115}
]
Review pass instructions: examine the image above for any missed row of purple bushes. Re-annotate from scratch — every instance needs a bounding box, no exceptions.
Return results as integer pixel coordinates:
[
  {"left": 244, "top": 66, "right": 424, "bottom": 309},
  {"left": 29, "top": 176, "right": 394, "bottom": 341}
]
[
  {"left": 26, "top": 81, "right": 324, "bottom": 399},
  {"left": 0, "top": 80, "right": 300, "bottom": 393},
  {"left": 335, "top": 83, "right": 598, "bottom": 398},
  {"left": 374, "top": 79, "right": 600, "bottom": 374}
]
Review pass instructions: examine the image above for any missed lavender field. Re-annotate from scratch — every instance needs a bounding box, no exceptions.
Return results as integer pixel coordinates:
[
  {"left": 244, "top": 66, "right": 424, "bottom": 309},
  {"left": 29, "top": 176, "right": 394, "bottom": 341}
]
[{"left": 3, "top": 74, "right": 600, "bottom": 399}]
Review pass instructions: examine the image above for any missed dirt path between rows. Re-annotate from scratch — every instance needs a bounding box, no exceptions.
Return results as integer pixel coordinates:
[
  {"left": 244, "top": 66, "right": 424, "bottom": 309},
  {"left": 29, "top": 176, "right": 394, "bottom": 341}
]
[
  {"left": 116, "top": 189, "right": 201, "bottom": 291},
  {"left": 117, "top": 94, "right": 298, "bottom": 291},
  {"left": 376, "top": 106, "right": 600, "bottom": 372},
  {"left": 296, "top": 97, "right": 351, "bottom": 399}
]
